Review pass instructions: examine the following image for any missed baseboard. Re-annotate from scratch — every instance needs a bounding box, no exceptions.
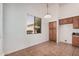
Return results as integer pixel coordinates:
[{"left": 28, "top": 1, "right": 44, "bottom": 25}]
[
  {"left": 58, "top": 42, "right": 72, "bottom": 45},
  {"left": 5, "top": 40, "right": 49, "bottom": 56}
]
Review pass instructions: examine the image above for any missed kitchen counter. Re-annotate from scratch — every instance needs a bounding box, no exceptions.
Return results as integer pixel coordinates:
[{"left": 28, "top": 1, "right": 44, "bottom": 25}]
[
  {"left": 72, "top": 33, "right": 79, "bottom": 37},
  {"left": 73, "top": 35, "right": 79, "bottom": 37}
]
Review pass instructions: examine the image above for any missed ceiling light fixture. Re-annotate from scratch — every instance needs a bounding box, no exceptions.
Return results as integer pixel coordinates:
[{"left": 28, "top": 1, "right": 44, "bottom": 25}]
[{"left": 44, "top": 3, "right": 52, "bottom": 19}]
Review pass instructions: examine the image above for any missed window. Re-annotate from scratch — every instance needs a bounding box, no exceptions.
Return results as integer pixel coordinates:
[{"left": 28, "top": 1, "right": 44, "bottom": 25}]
[{"left": 26, "top": 14, "right": 41, "bottom": 34}]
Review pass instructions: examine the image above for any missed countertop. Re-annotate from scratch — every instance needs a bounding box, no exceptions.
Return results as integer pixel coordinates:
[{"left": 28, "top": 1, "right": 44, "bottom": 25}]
[
  {"left": 73, "top": 35, "right": 79, "bottom": 37},
  {"left": 72, "top": 33, "right": 79, "bottom": 37}
]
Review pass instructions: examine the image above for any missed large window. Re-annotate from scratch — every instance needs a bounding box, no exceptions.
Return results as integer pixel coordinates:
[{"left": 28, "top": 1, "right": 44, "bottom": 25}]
[{"left": 26, "top": 14, "right": 41, "bottom": 34}]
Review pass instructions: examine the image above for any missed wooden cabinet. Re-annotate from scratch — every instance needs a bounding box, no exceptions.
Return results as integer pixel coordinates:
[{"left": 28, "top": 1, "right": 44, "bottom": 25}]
[
  {"left": 49, "top": 21, "right": 57, "bottom": 42},
  {"left": 59, "top": 16, "right": 79, "bottom": 28},
  {"left": 49, "top": 30, "right": 53, "bottom": 40},
  {"left": 52, "top": 29, "right": 56, "bottom": 41},
  {"left": 73, "top": 16, "right": 79, "bottom": 29},
  {"left": 59, "top": 17, "right": 73, "bottom": 25},
  {"left": 49, "top": 22, "right": 52, "bottom": 29},
  {"left": 49, "top": 22, "right": 56, "bottom": 29},
  {"left": 72, "top": 35, "right": 79, "bottom": 47}
]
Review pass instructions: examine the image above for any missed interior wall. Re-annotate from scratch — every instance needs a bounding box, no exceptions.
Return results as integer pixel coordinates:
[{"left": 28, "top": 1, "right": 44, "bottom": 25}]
[
  {"left": 59, "top": 24, "right": 73, "bottom": 44},
  {"left": 3, "top": 3, "right": 79, "bottom": 55},
  {"left": 59, "top": 3, "right": 79, "bottom": 44},
  {"left": 48, "top": 4, "right": 60, "bottom": 44},
  {"left": 3, "top": 3, "right": 27, "bottom": 54},
  {"left": 59, "top": 3, "right": 79, "bottom": 18},
  {"left": 26, "top": 4, "right": 49, "bottom": 48},
  {"left": 3, "top": 3, "right": 49, "bottom": 54},
  {"left": 0, "top": 3, "right": 3, "bottom": 55}
]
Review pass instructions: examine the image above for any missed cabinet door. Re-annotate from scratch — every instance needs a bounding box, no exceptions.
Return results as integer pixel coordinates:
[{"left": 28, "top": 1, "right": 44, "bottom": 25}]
[
  {"left": 73, "top": 16, "right": 79, "bottom": 28},
  {"left": 72, "top": 36, "right": 79, "bottom": 46},
  {"left": 49, "top": 30, "right": 53, "bottom": 41},
  {"left": 52, "top": 29, "right": 56, "bottom": 42},
  {"left": 49, "top": 22, "right": 57, "bottom": 41},
  {"left": 66, "top": 17, "right": 73, "bottom": 24},
  {"left": 59, "top": 19, "right": 63, "bottom": 25},
  {"left": 59, "top": 17, "right": 73, "bottom": 25},
  {"left": 49, "top": 22, "right": 53, "bottom": 29},
  {"left": 52, "top": 21, "right": 56, "bottom": 29}
]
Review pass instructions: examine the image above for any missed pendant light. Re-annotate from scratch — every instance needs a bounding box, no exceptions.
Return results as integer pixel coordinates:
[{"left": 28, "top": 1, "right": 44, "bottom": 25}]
[{"left": 44, "top": 3, "right": 52, "bottom": 18}]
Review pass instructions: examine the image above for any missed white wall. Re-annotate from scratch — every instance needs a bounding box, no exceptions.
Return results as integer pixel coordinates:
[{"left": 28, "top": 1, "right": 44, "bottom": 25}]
[
  {"left": 59, "top": 3, "right": 79, "bottom": 18},
  {"left": 3, "top": 4, "right": 27, "bottom": 54},
  {"left": 25, "top": 4, "right": 60, "bottom": 49},
  {"left": 0, "top": 3, "right": 3, "bottom": 55},
  {"left": 3, "top": 3, "right": 49, "bottom": 54},
  {"left": 59, "top": 3, "right": 79, "bottom": 44},
  {"left": 27, "top": 18, "right": 49, "bottom": 47},
  {"left": 47, "top": 4, "right": 60, "bottom": 44},
  {"left": 3, "top": 3, "right": 79, "bottom": 55},
  {"left": 59, "top": 24, "right": 73, "bottom": 44}
]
